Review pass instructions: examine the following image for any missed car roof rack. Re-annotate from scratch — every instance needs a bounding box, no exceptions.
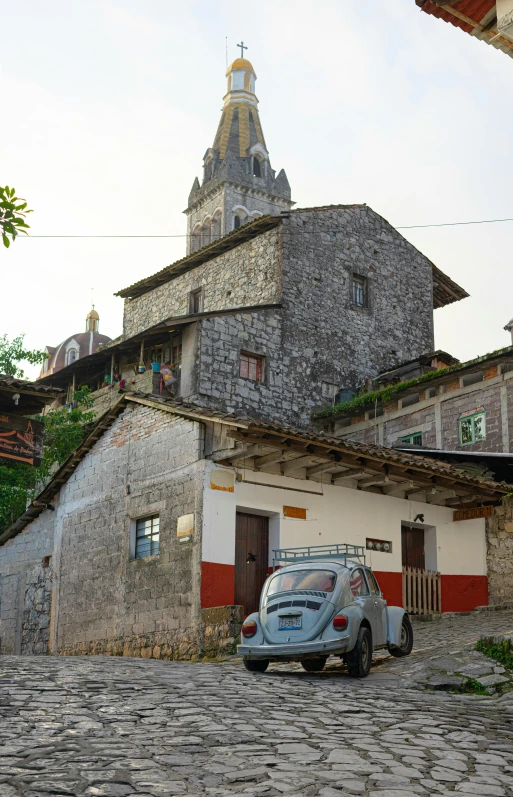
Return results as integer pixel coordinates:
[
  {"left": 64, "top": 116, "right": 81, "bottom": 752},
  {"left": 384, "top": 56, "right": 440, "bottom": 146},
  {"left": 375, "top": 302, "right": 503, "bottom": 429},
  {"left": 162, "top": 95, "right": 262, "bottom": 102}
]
[{"left": 273, "top": 544, "right": 366, "bottom": 569}]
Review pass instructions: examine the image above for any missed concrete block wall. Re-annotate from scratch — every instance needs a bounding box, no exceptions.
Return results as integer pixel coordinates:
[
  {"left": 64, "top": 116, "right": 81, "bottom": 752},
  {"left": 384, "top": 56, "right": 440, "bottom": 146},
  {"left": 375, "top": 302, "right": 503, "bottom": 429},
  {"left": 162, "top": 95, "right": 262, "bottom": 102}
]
[
  {"left": 53, "top": 404, "right": 204, "bottom": 654},
  {"left": 123, "top": 227, "right": 281, "bottom": 339}
]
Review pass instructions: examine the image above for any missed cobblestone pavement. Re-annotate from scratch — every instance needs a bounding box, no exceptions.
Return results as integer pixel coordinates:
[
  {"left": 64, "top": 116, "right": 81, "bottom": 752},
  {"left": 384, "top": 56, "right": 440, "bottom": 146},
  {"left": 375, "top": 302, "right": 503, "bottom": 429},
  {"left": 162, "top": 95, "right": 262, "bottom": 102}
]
[{"left": 2, "top": 611, "right": 513, "bottom": 796}]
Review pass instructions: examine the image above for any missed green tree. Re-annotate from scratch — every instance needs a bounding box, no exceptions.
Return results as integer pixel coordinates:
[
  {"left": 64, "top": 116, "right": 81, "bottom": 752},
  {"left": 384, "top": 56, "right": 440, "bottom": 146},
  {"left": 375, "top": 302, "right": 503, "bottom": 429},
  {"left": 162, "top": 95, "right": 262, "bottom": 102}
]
[
  {"left": 0, "top": 387, "right": 96, "bottom": 533},
  {"left": 0, "top": 334, "right": 47, "bottom": 378},
  {"left": 0, "top": 186, "right": 32, "bottom": 248}
]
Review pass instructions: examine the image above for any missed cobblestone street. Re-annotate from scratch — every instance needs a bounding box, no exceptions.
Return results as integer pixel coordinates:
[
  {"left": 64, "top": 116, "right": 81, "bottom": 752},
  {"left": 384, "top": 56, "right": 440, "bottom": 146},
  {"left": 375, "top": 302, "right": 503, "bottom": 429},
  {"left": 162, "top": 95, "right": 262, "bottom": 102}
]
[{"left": 2, "top": 612, "right": 513, "bottom": 797}]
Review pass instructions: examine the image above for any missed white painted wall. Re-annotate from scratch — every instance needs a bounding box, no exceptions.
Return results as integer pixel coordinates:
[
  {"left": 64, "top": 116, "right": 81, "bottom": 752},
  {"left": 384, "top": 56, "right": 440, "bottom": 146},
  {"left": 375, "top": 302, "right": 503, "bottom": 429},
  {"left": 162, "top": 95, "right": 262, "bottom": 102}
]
[{"left": 201, "top": 462, "right": 486, "bottom": 576}]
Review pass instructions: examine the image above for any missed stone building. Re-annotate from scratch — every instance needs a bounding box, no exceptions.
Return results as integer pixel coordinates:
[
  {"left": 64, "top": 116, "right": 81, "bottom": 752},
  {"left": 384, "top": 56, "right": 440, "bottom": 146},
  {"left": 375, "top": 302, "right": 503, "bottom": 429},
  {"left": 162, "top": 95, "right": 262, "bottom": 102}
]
[
  {"left": 185, "top": 57, "right": 293, "bottom": 253},
  {"left": 0, "top": 394, "right": 506, "bottom": 658},
  {"left": 2, "top": 53, "right": 509, "bottom": 662}
]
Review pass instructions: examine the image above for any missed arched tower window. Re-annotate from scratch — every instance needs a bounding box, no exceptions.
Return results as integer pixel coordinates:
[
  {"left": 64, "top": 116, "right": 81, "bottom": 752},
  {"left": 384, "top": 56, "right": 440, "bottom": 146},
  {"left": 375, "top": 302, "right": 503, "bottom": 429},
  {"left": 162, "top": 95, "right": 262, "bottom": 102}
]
[
  {"left": 212, "top": 210, "right": 222, "bottom": 242},
  {"left": 252, "top": 157, "right": 261, "bottom": 178},
  {"left": 67, "top": 349, "right": 78, "bottom": 365},
  {"left": 191, "top": 225, "right": 201, "bottom": 253},
  {"left": 234, "top": 215, "right": 241, "bottom": 230},
  {"left": 244, "top": 72, "right": 252, "bottom": 92}
]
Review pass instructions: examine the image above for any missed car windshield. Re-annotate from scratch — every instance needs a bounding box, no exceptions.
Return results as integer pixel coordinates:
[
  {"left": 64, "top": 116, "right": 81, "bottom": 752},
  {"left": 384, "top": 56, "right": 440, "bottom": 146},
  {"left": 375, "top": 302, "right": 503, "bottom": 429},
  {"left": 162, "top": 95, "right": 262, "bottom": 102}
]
[{"left": 268, "top": 569, "right": 337, "bottom": 595}]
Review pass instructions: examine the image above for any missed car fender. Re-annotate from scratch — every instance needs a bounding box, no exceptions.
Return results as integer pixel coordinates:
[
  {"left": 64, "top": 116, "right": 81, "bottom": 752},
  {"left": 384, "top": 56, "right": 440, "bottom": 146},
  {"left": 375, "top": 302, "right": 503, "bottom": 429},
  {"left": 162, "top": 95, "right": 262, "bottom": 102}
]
[
  {"left": 240, "top": 611, "right": 265, "bottom": 646},
  {"left": 387, "top": 606, "right": 407, "bottom": 647},
  {"left": 320, "top": 603, "right": 367, "bottom": 651}
]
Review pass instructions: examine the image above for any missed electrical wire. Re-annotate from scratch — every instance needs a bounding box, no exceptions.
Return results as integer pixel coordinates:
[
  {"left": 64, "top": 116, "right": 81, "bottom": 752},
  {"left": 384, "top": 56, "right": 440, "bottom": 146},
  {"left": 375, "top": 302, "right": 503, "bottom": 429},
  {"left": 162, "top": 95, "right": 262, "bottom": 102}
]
[{"left": 15, "top": 216, "right": 513, "bottom": 238}]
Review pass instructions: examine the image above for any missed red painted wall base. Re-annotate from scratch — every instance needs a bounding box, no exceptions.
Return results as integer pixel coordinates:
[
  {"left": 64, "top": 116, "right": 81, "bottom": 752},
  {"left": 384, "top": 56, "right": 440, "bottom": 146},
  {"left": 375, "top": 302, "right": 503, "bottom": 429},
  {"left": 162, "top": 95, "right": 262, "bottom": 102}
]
[
  {"left": 200, "top": 562, "right": 489, "bottom": 614},
  {"left": 441, "top": 575, "right": 488, "bottom": 613},
  {"left": 201, "top": 561, "right": 235, "bottom": 608}
]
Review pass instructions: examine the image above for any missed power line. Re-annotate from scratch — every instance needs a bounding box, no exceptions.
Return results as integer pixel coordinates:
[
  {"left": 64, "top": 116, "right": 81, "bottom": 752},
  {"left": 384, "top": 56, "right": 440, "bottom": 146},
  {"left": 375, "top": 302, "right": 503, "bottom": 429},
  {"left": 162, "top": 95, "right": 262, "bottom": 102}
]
[{"left": 16, "top": 216, "right": 513, "bottom": 238}]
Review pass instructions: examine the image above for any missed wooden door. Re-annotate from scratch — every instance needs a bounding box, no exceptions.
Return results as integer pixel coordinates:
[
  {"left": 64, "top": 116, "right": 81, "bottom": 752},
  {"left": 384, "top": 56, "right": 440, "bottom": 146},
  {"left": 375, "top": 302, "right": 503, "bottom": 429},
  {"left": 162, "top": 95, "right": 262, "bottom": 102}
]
[
  {"left": 235, "top": 513, "right": 269, "bottom": 615},
  {"left": 401, "top": 525, "right": 425, "bottom": 570}
]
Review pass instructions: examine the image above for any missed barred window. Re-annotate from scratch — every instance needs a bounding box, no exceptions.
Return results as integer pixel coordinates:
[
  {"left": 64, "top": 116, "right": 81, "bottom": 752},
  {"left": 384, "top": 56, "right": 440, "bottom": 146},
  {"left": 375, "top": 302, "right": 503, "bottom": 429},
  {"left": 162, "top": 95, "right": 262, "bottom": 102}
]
[
  {"left": 352, "top": 274, "right": 368, "bottom": 308},
  {"left": 240, "top": 352, "right": 264, "bottom": 382},
  {"left": 135, "top": 515, "right": 160, "bottom": 559}
]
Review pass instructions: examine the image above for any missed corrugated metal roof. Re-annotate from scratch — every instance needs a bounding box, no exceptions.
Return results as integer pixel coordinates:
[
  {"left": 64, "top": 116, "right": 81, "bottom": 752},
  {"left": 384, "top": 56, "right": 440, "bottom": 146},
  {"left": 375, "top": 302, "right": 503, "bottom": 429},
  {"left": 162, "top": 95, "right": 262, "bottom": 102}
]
[{"left": 417, "top": 1, "right": 513, "bottom": 58}]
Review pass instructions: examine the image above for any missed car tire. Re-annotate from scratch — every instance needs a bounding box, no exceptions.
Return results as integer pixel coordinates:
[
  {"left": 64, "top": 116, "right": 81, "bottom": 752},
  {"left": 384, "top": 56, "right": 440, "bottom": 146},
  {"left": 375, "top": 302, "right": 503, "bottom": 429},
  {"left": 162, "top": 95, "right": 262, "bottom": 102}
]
[
  {"left": 243, "top": 657, "right": 269, "bottom": 673},
  {"left": 344, "top": 626, "right": 372, "bottom": 678},
  {"left": 300, "top": 657, "right": 327, "bottom": 672},
  {"left": 388, "top": 614, "right": 413, "bottom": 658}
]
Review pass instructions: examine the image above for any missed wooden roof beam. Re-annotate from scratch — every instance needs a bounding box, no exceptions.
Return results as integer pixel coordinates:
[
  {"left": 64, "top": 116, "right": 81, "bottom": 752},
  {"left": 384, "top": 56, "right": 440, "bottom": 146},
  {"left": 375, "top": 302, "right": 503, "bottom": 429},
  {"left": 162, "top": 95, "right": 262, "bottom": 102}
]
[
  {"left": 281, "top": 455, "right": 317, "bottom": 474},
  {"left": 228, "top": 444, "right": 261, "bottom": 462},
  {"left": 254, "top": 450, "right": 288, "bottom": 469}
]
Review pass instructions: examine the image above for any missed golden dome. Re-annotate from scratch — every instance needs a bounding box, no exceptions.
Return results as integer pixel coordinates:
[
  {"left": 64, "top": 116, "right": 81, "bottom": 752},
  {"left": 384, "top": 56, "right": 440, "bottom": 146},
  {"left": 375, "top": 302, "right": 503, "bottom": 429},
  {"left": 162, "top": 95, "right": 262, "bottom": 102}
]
[
  {"left": 86, "top": 308, "right": 99, "bottom": 320},
  {"left": 226, "top": 58, "right": 255, "bottom": 75}
]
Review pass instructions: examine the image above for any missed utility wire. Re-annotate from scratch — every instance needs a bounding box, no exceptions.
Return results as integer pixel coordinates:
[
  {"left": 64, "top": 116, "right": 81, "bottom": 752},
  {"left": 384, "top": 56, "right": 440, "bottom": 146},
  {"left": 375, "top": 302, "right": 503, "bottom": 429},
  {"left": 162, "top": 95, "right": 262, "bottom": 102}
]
[{"left": 16, "top": 216, "right": 513, "bottom": 238}]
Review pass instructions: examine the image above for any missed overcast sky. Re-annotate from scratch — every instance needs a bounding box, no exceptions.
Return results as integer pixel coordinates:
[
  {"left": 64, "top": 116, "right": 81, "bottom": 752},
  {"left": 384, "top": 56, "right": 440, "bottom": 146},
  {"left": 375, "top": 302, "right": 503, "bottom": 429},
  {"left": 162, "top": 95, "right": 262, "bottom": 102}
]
[{"left": 2, "top": 1, "right": 512, "bottom": 379}]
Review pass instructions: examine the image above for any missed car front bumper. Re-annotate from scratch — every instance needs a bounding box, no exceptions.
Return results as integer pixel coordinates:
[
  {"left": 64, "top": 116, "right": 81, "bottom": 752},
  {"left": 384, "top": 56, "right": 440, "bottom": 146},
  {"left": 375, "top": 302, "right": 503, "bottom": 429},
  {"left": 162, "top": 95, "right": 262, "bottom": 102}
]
[{"left": 238, "top": 634, "right": 350, "bottom": 660}]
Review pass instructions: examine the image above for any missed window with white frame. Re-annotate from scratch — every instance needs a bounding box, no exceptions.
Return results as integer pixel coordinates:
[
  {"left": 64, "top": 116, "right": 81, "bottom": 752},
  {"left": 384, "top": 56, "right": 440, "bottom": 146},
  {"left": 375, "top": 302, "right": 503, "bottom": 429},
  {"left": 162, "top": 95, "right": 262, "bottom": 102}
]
[
  {"left": 459, "top": 412, "right": 486, "bottom": 445},
  {"left": 66, "top": 348, "right": 78, "bottom": 365},
  {"left": 135, "top": 515, "right": 160, "bottom": 558}
]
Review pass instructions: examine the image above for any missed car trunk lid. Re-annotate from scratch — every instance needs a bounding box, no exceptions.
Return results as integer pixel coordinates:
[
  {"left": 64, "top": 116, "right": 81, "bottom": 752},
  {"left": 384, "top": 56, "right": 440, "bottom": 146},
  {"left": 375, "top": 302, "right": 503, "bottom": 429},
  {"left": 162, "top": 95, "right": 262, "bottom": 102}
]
[{"left": 262, "top": 593, "right": 334, "bottom": 643}]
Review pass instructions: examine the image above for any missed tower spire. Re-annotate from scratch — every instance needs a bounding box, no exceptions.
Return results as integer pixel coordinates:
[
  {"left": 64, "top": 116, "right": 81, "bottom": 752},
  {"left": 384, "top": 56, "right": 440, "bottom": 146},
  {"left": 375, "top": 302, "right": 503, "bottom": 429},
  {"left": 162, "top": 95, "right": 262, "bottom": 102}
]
[{"left": 185, "top": 53, "right": 293, "bottom": 253}]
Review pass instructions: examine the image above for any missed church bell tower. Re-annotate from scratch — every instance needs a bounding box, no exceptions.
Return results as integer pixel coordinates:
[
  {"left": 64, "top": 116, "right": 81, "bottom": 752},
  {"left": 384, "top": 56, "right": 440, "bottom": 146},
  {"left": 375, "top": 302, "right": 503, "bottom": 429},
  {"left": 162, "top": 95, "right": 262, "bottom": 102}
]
[{"left": 185, "top": 47, "right": 293, "bottom": 254}]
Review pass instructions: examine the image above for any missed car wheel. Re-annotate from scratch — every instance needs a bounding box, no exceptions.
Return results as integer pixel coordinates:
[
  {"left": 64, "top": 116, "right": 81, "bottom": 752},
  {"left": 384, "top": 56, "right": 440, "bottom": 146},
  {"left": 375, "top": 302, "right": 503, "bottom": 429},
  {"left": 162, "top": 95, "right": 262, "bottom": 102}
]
[
  {"left": 243, "top": 657, "right": 269, "bottom": 673},
  {"left": 389, "top": 614, "right": 413, "bottom": 658},
  {"left": 344, "top": 626, "right": 372, "bottom": 678},
  {"left": 300, "top": 657, "right": 327, "bottom": 672}
]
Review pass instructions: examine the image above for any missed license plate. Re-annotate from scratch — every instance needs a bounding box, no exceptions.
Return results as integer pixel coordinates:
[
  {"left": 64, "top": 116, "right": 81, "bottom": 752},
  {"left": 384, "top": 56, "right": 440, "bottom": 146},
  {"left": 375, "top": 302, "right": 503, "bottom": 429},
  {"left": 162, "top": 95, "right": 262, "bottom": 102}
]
[{"left": 278, "top": 616, "right": 302, "bottom": 630}]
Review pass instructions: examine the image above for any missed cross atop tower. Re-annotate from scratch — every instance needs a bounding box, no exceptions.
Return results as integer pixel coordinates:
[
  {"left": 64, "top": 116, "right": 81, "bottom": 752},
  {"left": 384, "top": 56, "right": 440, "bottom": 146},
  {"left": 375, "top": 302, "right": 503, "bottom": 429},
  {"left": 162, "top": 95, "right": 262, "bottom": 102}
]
[{"left": 236, "top": 41, "right": 248, "bottom": 58}]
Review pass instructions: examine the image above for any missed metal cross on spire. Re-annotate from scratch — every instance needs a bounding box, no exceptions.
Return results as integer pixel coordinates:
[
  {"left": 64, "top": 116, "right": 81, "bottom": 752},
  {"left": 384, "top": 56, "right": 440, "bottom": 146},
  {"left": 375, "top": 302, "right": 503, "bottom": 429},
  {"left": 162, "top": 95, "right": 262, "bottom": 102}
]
[{"left": 237, "top": 41, "right": 248, "bottom": 58}]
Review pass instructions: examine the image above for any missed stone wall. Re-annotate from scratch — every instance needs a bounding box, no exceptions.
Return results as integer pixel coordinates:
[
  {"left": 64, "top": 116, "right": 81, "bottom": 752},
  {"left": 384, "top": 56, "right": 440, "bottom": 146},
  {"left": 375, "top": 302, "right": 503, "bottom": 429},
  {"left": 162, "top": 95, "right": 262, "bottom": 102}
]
[
  {"left": 58, "top": 605, "right": 243, "bottom": 660},
  {"left": 487, "top": 499, "right": 513, "bottom": 605},
  {"left": 123, "top": 227, "right": 281, "bottom": 339},
  {"left": 21, "top": 560, "right": 52, "bottom": 655},
  {"left": 0, "top": 510, "right": 54, "bottom": 655}
]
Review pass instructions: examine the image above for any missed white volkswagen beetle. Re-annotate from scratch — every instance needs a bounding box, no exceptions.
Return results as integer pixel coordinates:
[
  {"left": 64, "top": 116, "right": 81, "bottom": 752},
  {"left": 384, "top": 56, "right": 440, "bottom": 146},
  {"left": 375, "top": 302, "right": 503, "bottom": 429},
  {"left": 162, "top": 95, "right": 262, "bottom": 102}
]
[{"left": 238, "top": 554, "right": 413, "bottom": 677}]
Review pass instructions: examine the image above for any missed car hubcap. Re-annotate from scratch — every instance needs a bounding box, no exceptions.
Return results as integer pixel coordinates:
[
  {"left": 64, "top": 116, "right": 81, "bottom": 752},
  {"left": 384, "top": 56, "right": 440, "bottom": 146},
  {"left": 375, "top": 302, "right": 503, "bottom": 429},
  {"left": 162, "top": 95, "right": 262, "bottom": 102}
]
[
  {"left": 401, "top": 623, "right": 408, "bottom": 648},
  {"left": 362, "top": 637, "right": 370, "bottom": 669}
]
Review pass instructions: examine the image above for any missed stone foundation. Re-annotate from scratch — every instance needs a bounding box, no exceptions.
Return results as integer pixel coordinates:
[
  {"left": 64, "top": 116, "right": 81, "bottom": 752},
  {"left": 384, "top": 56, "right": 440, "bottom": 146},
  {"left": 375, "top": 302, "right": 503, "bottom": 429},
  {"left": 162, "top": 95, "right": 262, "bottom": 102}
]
[
  {"left": 58, "top": 605, "right": 243, "bottom": 661},
  {"left": 487, "top": 499, "right": 513, "bottom": 605}
]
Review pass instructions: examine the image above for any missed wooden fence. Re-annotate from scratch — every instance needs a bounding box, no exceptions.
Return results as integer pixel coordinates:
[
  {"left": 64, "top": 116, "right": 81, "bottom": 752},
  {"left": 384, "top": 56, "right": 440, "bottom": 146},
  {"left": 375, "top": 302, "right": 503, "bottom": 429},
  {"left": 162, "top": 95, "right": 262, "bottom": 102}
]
[{"left": 402, "top": 567, "right": 441, "bottom": 615}]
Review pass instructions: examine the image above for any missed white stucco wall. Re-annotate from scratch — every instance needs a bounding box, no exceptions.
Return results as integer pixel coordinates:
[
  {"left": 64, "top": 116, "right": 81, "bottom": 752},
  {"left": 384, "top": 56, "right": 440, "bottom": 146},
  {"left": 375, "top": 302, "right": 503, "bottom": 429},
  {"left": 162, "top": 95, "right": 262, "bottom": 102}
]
[{"left": 202, "top": 462, "right": 486, "bottom": 577}]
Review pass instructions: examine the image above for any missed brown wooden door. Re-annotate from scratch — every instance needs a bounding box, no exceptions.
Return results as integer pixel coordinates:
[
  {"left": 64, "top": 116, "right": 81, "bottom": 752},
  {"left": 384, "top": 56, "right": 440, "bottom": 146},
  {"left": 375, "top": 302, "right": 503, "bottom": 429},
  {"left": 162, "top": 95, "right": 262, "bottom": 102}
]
[
  {"left": 401, "top": 525, "right": 425, "bottom": 570},
  {"left": 235, "top": 513, "right": 269, "bottom": 615}
]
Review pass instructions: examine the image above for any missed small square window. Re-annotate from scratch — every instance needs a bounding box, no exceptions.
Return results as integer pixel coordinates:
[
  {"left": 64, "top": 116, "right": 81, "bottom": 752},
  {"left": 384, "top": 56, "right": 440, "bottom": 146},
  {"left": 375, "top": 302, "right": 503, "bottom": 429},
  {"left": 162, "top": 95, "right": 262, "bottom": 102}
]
[
  {"left": 240, "top": 352, "right": 264, "bottom": 382},
  {"left": 459, "top": 412, "right": 486, "bottom": 446},
  {"left": 352, "top": 274, "right": 368, "bottom": 308},
  {"left": 400, "top": 432, "right": 423, "bottom": 445},
  {"left": 135, "top": 515, "right": 160, "bottom": 559},
  {"left": 189, "top": 289, "right": 203, "bottom": 315}
]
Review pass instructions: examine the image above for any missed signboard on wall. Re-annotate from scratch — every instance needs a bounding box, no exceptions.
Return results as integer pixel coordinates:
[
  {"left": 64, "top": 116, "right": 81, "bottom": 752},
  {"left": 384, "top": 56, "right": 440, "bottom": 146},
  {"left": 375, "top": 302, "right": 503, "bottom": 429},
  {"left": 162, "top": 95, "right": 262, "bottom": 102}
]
[
  {"left": 210, "top": 470, "right": 235, "bottom": 492},
  {"left": 0, "top": 413, "right": 44, "bottom": 466},
  {"left": 283, "top": 505, "right": 307, "bottom": 520},
  {"left": 453, "top": 505, "right": 494, "bottom": 522},
  {"left": 177, "top": 514, "right": 194, "bottom": 537}
]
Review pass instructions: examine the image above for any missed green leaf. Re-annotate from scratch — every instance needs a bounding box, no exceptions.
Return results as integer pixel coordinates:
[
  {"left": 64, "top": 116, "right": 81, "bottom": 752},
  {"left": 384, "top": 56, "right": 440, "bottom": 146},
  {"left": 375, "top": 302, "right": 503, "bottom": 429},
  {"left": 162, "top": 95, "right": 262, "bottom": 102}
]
[{"left": 2, "top": 234, "right": 10, "bottom": 248}]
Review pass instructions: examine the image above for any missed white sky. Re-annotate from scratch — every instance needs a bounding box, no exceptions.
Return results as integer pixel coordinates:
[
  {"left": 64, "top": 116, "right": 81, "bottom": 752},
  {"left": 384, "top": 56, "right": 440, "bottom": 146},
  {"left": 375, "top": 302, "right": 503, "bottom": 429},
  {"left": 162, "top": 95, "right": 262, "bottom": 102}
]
[{"left": 2, "top": 1, "right": 512, "bottom": 380}]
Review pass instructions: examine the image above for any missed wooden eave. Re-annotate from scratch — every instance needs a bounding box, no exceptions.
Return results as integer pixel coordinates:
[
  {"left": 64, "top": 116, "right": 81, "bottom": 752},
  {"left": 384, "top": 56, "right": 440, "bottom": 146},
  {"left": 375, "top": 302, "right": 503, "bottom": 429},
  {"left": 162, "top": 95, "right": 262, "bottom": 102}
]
[{"left": 215, "top": 425, "right": 507, "bottom": 509}]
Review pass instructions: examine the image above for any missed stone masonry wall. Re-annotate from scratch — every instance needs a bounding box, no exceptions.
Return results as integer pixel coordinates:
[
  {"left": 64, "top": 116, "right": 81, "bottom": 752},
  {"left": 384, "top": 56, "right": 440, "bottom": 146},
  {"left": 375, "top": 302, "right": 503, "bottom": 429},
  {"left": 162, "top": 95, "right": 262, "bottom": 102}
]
[
  {"left": 487, "top": 499, "right": 513, "bottom": 605},
  {"left": 279, "top": 207, "right": 434, "bottom": 425},
  {"left": 0, "top": 510, "right": 54, "bottom": 655},
  {"left": 123, "top": 227, "right": 281, "bottom": 339},
  {"left": 21, "top": 561, "right": 52, "bottom": 655}
]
